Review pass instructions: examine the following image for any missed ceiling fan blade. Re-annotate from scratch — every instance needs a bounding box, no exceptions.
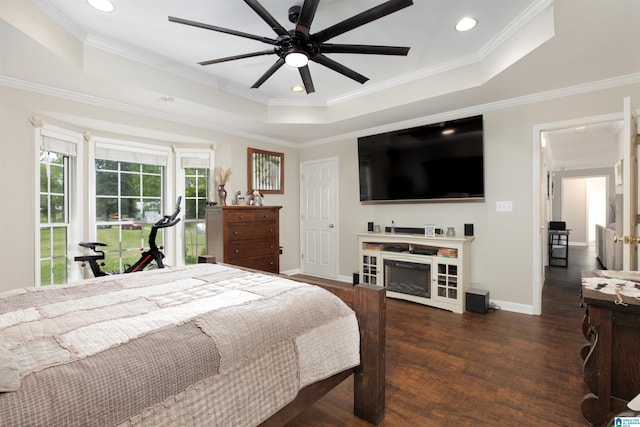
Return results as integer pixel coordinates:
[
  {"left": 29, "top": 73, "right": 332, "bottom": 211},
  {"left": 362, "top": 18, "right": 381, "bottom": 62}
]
[
  {"left": 320, "top": 43, "right": 410, "bottom": 56},
  {"left": 312, "top": 54, "right": 369, "bottom": 84},
  {"left": 295, "top": 0, "right": 320, "bottom": 36},
  {"left": 313, "top": 0, "right": 413, "bottom": 43},
  {"left": 198, "top": 50, "right": 275, "bottom": 66},
  {"left": 299, "top": 66, "right": 315, "bottom": 94},
  {"left": 169, "top": 16, "right": 276, "bottom": 45},
  {"left": 244, "top": 0, "right": 289, "bottom": 37},
  {"left": 251, "top": 57, "right": 286, "bottom": 88}
]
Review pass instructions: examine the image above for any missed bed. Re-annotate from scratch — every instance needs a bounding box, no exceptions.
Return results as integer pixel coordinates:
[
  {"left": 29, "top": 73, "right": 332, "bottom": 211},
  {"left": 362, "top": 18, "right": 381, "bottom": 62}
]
[{"left": 0, "top": 262, "right": 385, "bottom": 426}]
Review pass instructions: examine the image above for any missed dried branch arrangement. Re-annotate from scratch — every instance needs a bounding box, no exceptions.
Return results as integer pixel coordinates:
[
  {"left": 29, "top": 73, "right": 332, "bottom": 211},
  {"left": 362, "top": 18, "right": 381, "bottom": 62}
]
[{"left": 215, "top": 166, "right": 232, "bottom": 185}]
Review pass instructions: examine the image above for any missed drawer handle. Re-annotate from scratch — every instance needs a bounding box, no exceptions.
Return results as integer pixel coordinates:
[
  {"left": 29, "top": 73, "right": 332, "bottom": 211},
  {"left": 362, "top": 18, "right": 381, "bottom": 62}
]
[
  {"left": 263, "top": 215, "right": 269, "bottom": 218},
  {"left": 239, "top": 215, "right": 244, "bottom": 219},
  {"left": 234, "top": 249, "right": 239, "bottom": 253},
  {"left": 234, "top": 231, "right": 238, "bottom": 235},
  {"left": 269, "top": 229, "right": 273, "bottom": 233}
]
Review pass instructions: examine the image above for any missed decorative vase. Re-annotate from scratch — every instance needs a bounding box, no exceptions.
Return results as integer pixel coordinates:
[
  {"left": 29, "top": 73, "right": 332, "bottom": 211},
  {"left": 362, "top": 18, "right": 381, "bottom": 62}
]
[
  {"left": 218, "top": 185, "right": 227, "bottom": 206},
  {"left": 446, "top": 227, "right": 456, "bottom": 237}
]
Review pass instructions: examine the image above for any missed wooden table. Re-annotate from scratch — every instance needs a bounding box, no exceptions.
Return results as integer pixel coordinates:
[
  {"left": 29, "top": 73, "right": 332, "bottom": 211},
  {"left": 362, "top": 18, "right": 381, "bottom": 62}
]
[{"left": 580, "top": 271, "right": 640, "bottom": 426}]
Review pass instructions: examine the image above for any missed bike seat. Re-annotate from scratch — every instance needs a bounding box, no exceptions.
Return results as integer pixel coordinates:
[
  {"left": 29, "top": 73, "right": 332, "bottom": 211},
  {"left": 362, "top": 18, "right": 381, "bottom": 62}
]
[{"left": 79, "top": 241, "right": 107, "bottom": 250}]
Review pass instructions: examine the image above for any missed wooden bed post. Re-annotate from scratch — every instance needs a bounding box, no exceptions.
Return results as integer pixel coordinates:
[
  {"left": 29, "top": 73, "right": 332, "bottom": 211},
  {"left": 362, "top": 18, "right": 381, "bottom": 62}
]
[{"left": 354, "top": 284, "right": 386, "bottom": 425}]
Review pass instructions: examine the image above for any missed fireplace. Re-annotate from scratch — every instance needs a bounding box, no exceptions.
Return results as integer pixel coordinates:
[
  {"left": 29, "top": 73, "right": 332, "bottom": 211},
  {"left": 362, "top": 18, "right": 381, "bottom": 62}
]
[{"left": 384, "top": 259, "right": 430, "bottom": 298}]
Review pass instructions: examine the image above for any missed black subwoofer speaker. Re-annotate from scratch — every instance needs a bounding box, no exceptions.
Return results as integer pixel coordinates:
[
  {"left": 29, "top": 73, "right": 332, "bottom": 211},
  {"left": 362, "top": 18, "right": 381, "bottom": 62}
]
[{"left": 466, "top": 289, "right": 489, "bottom": 313}]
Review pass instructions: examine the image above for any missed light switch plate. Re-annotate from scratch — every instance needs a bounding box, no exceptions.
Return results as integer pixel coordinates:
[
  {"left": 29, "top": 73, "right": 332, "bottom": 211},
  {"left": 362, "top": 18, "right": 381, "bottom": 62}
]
[{"left": 496, "top": 201, "right": 513, "bottom": 212}]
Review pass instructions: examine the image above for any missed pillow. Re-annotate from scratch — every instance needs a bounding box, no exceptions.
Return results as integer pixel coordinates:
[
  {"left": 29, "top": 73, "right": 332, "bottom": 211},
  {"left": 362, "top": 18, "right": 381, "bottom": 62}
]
[{"left": 0, "top": 343, "right": 20, "bottom": 392}]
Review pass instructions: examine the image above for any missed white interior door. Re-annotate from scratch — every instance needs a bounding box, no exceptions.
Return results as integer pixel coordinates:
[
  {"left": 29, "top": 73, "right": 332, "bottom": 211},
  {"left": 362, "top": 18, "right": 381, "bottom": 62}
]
[
  {"left": 621, "top": 97, "right": 639, "bottom": 270},
  {"left": 300, "top": 158, "right": 338, "bottom": 278}
]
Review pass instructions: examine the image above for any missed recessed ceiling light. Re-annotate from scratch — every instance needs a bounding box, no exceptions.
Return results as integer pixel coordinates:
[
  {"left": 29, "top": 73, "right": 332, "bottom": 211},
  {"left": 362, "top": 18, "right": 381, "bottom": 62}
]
[
  {"left": 291, "top": 85, "right": 305, "bottom": 93},
  {"left": 442, "top": 129, "right": 455, "bottom": 135},
  {"left": 575, "top": 126, "right": 587, "bottom": 131},
  {"left": 455, "top": 17, "right": 477, "bottom": 32},
  {"left": 87, "top": 0, "right": 115, "bottom": 12}
]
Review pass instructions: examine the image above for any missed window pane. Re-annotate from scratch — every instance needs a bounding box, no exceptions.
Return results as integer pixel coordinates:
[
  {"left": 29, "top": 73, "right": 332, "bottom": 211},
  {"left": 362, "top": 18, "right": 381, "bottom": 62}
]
[
  {"left": 52, "top": 227, "right": 67, "bottom": 257},
  {"left": 51, "top": 195, "right": 65, "bottom": 223},
  {"left": 96, "top": 171, "right": 119, "bottom": 196},
  {"left": 40, "top": 227, "right": 51, "bottom": 255},
  {"left": 40, "top": 162, "right": 48, "bottom": 192},
  {"left": 96, "top": 197, "right": 118, "bottom": 221},
  {"left": 121, "top": 173, "right": 139, "bottom": 197},
  {"left": 40, "top": 195, "right": 49, "bottom": 223},
  {"left": 197, "top": 182, "right": 207, "bottom": 198},
  {"left": 40, "top": 259, "right": 52, "bottom": 286},
  {"left": 143, "top": 164, "right": 161, "bottom": 174},
  {"left": 143, "top": 174, "right": 161, "bottom": 197},
  {"left": 50, "top": 164, "right": 65, "bottom": 194},
  {"left": 185, "top": 198, "right": 196, "bottom": 220},
  {"left": 185, "top": 176, "right": 196, "bottom": 197},
  {"left": 143, "top": 199, "right": 161, "bottom": 220},
  {"left": 121, "top": 163, "right": 139, "bottom": 172},
  {"left": 96, "top": 159, "right": 117, "bottom": 170},
  {"left": 52, "top": 256, "right": 67, "bottom": 284}
]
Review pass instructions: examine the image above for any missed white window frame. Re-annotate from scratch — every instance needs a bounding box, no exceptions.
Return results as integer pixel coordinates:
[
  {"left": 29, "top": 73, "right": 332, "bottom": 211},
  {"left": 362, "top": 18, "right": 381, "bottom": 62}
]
[
  {"left": 34, "top": 125, "right": 84, "bottom": 285},
  {"left": 90, "top": 137, "right": 175, "bottom": 268},
  {"left": 174, "top": 148, "right": 215, "bottom": 265}
]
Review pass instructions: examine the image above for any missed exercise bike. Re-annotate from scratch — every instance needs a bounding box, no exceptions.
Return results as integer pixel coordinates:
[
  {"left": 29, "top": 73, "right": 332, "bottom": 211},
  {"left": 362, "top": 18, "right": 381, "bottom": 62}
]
[{"left": 75, "top": 197, "right": 182, "bottom": 277}]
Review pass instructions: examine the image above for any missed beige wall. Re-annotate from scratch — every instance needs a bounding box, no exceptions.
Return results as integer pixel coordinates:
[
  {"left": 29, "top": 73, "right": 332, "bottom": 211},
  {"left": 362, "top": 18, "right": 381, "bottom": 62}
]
[
  {"left": 300, "top": 83, "right": 640, "bottom": 312},
  {"left": 2, "top": 81, "right": 639, "bottom": 311},
  {"left": 0, "top": 86, "right": 301, "bottom": 293}
]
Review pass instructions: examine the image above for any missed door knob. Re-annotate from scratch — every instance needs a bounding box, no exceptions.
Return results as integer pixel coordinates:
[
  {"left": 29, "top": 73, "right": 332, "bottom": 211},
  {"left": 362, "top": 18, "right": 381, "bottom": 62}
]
[{"left": 329, "top": 224, "right": 335, "bottom": 228}]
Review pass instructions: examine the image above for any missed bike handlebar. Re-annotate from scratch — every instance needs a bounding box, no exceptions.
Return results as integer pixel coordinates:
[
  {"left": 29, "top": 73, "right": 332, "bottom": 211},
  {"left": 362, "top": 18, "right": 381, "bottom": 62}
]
[{"left": 152, "top": 196, "right": 182, "bottom": 229}]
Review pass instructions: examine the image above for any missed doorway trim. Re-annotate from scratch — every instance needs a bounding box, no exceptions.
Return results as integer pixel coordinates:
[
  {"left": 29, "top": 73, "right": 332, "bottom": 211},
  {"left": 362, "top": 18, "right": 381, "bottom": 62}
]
[{"left": 533, "top": 112, "right": 622, "bottom": 314}]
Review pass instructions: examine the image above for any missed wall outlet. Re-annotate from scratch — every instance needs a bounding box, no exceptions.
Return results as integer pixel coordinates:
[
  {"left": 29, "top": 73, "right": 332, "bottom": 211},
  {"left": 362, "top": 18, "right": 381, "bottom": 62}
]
[{"left": 496, "top": 201, "right": 513, "bottom": 212}]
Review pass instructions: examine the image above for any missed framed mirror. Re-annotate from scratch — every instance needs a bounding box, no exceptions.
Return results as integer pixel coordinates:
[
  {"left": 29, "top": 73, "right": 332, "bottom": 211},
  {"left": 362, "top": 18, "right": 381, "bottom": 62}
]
[{"left": 247, "top": 148, "right": 284, "bottom": 194}]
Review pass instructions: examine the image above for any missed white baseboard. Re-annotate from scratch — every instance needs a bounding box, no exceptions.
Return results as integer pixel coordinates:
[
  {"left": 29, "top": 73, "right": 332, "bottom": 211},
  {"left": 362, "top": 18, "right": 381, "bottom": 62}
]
[{"left": 490, "top": 299, "right": 536, "bottom": 315}]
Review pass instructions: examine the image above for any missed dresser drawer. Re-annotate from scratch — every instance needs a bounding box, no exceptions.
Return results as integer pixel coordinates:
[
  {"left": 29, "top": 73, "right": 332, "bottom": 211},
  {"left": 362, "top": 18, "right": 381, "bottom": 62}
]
[
  {"left": 225, "top": 210, "right": 256, "bottom": 224},
  {"left": 226, "top": 237, "right": 278, "bottom": 261},
  {"left": 226, "top": 223, "right": 277, "bottom": 240},
  {"left": 254, "top": 210, "right": 278, "bottom": 222}
]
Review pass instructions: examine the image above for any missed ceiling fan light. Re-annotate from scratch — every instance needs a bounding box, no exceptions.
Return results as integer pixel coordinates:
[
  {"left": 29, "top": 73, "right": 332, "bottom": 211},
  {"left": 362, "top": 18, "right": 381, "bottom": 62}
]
[
  {"left": 455, "top": 17, "right": 477, "bottom": 32},
  {"left": 87, "top": 0, "right": 115, "bottom": 12},
  {"left": 291, "top": 85, "right": 305, "bottom": 93},
  {"left": 285, "top": 52, "right": 309, "bottom": 68}
]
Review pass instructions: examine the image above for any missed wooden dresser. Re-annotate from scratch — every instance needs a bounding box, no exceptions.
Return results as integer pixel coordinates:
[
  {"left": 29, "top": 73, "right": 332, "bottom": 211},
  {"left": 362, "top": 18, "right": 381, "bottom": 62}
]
[
  {"left": 205, "top": 206, "right": 282, "bottom": 273},
  {"left": 580, "top": 271, "right": 640, "bottom": 426}
]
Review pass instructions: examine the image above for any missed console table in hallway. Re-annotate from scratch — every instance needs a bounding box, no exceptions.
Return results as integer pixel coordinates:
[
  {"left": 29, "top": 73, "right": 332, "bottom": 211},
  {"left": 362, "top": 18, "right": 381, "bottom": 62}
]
[{"left": 580, "top": 271, "right": 640, "bottom": 426}]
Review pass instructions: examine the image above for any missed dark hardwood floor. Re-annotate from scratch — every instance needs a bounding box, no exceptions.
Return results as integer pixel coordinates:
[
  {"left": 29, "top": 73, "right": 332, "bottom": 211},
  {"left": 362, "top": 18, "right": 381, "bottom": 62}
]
[{"left": 288, "top": 245, "right": 603, "bottom": 427}]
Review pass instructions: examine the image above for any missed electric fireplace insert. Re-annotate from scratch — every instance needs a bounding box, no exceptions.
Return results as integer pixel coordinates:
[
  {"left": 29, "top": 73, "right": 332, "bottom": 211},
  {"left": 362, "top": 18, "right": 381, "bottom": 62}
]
[{"left": 384, "top": 259, "right": 430, "bottom": 298}]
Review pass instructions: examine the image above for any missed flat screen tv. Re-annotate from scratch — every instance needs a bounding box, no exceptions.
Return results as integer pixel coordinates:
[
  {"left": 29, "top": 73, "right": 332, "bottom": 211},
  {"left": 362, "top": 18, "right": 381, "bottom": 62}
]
[{"left": 358, "top": 115, "right": 484, "bottom": 203}]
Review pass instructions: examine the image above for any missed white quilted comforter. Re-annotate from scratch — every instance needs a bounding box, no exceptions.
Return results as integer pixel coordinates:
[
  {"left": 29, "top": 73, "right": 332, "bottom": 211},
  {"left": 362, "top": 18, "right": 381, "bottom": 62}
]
[{"left": 0, "top": 263, "right": 360, "bottom": 426}]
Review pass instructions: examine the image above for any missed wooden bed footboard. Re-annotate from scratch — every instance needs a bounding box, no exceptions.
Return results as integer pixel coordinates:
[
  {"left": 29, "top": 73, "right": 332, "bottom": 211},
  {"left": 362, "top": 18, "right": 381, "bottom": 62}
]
[{"left": 262, "top": 281, "right": 386, "bottom": 426}]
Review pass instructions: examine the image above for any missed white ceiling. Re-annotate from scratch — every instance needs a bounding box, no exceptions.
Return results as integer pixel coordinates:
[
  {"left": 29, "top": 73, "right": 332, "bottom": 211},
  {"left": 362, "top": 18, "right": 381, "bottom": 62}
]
[
  {"left": 6, "top": 0, "right": 640, "bottom": 165},
  {"left": 544, "top": 121, "right": 622, "bottom": 172},
  {"left": 33, "top": 0, "right": 540, "bottom": 103}
]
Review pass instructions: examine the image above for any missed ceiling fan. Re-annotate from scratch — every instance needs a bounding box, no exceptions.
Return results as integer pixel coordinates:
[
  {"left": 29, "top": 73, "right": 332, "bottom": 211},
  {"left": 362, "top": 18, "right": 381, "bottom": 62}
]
[{"left": 168, "top": 0, "right": 413, "bottom": 94}]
